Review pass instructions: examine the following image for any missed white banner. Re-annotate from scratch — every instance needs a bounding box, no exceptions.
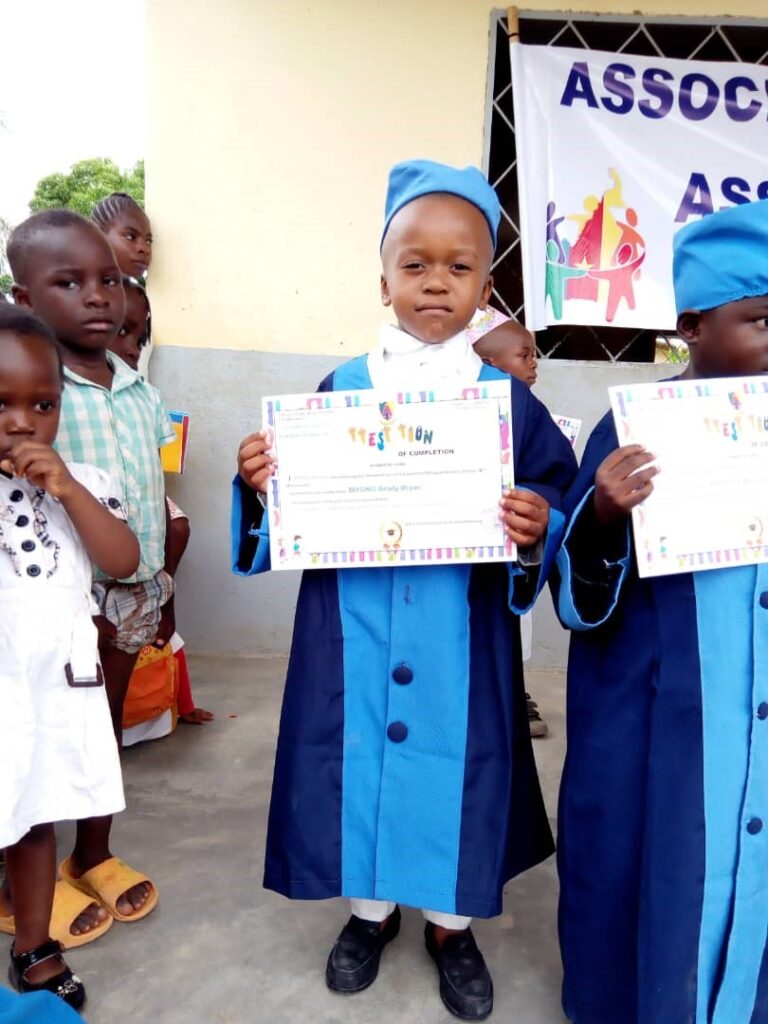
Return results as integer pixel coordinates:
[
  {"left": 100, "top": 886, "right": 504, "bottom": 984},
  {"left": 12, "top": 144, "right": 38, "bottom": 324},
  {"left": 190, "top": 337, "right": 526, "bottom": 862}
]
[{"left": 510, "top": 43, "right": 768, "bottom": 331}]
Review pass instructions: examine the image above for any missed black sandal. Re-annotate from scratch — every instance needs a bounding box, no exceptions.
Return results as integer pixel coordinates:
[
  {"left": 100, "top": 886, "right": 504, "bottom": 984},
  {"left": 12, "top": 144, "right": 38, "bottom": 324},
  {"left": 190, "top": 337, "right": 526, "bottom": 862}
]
[{"left": 9, "top": 939, "right": 86, "bottom": 1010}]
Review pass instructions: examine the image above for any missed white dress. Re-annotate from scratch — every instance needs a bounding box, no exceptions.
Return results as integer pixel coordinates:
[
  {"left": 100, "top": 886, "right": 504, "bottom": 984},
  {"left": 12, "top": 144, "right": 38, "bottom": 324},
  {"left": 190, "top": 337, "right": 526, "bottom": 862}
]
[{"left": 0, "top": 463, "right": 126, "bottom": 847}]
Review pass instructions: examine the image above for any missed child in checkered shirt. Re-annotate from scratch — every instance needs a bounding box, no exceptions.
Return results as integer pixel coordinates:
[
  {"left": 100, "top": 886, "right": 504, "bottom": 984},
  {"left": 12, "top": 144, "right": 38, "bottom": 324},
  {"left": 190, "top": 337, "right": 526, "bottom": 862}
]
[
  {"left": 8, "top": 209, "right": 174, "bottom": 936},
  {"left": 109, "top": 275, "right": 213, "bottom": 728}
]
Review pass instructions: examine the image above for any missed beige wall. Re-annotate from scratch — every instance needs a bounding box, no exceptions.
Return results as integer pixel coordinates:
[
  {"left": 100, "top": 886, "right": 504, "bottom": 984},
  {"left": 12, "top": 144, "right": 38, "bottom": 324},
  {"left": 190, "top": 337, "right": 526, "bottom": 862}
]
[
  {"left": 146, "top": 1, "right": 767, "bottom": 357},
  {"left": 148, "top": 1, "right": 765, "bottom": 660}
]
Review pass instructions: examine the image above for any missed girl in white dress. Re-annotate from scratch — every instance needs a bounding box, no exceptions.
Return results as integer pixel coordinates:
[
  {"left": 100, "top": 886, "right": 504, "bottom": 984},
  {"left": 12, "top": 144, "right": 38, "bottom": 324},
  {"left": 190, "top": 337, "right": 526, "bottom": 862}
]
[{"left": 0, "top": 305, "right": 139, "bottom": 1011}]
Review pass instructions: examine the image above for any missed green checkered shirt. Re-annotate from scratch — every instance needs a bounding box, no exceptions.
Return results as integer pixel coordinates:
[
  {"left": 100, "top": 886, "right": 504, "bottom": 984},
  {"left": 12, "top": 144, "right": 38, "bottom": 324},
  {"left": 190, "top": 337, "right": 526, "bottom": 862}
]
[{"left": 55, "top": 353, "right": 175, "bottom": 582}]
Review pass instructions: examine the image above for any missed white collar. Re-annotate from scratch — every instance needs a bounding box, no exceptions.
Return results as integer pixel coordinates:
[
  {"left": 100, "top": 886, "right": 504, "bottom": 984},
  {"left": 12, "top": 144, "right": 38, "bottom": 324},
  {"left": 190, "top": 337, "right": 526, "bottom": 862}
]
[{"left": 367, "top": 323, "right": 482, "bottom": 389}]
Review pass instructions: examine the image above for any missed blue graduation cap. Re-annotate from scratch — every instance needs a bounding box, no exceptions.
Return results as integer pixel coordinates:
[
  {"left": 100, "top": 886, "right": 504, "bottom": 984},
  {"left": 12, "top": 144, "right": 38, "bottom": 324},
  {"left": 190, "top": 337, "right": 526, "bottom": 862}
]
[
  {"left": 382, "top": 159, "right": 501, "bottom": 248},
  {"left": 673, "top": 199, "right": 768, "bottom": 313}
]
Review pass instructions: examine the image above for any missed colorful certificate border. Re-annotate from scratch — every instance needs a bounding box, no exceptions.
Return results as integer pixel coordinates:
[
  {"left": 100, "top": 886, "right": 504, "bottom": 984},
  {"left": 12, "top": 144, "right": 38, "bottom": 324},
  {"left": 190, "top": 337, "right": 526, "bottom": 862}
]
[
  {"left": 262, "top": 382, "right": 515, "bottom": 570},
  {"left": 610, "top": 375, "right": 768, "bottom": 578}
]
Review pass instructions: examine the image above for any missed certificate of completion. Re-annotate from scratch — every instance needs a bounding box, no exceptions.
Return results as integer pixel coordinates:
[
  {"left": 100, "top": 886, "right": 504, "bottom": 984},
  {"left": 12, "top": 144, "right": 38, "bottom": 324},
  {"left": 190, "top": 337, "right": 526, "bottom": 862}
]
[
  {"left": 262, "top": 381, "right": 515, "bottom": 570},
  {"left": 609, "top": 376, "right": 768, "bottom": 578}
]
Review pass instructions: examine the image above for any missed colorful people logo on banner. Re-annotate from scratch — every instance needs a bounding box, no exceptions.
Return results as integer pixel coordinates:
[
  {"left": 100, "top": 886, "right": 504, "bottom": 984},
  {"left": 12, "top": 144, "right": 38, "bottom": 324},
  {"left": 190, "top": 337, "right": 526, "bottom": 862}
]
[{"left": 545, "top": 168, "right": 646, "bottom": 323}]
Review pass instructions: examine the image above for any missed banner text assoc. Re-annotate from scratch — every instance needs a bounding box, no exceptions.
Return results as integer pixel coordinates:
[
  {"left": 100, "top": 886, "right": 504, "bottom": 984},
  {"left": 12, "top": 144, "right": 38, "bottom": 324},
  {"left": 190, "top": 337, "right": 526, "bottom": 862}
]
[{"left": 561, "top": 60, "right": 768, "bottom": 221}]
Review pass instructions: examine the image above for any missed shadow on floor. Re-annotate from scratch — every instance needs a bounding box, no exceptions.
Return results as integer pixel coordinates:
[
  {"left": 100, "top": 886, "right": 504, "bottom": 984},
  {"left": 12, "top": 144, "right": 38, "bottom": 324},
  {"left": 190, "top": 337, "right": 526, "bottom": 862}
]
[{"left": 4, "top": 656, "right": 569, "bottom": 1024}]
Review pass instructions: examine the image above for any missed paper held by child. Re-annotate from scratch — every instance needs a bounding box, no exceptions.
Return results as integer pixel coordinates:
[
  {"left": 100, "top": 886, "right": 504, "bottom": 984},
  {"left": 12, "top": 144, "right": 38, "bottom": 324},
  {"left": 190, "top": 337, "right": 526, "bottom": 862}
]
[
  {"left": 609, "top": 376, "right": 768, "bottom": 578},
  {"left": 160, "top": 411, "right": 190, "bottom": 474},
  {"left": 552, "top": 413, "right": 581, "bottom": 447},
  {"left": 261, "top": 382, "right": 515, "bottom": 570}
]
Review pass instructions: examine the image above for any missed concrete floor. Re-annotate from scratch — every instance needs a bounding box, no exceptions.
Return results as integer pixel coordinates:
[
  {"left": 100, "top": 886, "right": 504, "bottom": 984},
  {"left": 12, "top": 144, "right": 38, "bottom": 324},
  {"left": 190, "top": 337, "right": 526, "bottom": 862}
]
[{"left": 3, "top": 656, "right": 569, "bottom": 1024}]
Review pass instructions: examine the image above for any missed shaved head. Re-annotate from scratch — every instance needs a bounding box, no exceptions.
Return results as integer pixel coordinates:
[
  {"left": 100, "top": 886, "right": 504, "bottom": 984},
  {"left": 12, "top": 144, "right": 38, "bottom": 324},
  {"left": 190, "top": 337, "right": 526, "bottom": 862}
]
[{"left": 8, "top": 209, "right": 105, "bottom": 284}]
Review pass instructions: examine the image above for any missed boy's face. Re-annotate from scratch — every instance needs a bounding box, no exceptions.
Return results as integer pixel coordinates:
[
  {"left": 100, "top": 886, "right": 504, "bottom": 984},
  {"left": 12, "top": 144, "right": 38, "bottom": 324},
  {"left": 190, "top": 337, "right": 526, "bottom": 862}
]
[
  {"left": 679, "top": 295, "right": 768, "bottom": 378},
  {"left": 110, "top": 288, "right": 148, "bottom": 370},
  {"left": 475, "top": 324, "right": 538, "bottom": 385},
  {"left": 104, "top": 208, "right": 153, "bottom": 279},
  {"left": 14, "top": 224, "right": 126, "bottom": 352},
  {"left": 0, "top": 332, "right": 62, "bottom": 459},
  {"left": 381, "top": 194, "right": 493, "bottom": 344}
]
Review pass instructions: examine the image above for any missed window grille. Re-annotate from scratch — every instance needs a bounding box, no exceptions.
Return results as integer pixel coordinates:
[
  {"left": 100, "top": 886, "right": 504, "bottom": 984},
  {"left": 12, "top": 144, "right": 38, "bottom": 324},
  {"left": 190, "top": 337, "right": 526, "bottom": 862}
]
[{"left": 484, "top": 10, "right": 768, "bottom": 362}]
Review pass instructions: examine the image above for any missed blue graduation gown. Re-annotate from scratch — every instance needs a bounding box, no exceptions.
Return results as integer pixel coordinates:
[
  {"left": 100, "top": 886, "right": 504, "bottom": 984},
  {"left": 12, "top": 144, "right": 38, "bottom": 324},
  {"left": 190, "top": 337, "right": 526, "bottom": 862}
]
[
  {"left": 0, "top": 989, "right": 80, "bottom": 1022},
  {"left": 231, "top": 356, "right": 577, "bottom": 918},
  {"left": 554, "top": 411, "right": 768, "bottom": 1024}
]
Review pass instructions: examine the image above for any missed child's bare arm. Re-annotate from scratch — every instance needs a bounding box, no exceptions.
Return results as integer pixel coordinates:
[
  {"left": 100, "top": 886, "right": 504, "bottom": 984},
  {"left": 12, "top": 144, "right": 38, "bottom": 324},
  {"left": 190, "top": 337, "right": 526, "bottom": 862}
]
[
  {"left": 237, "top": 431, "right": 274, "bottom": 494},
  {"left": 168, "top": 516, "right": 191, "bottom": 572},
  {"left": 3, "top": 441, "right": 140, "bottom": 580},
  {"left": 155, "top": 494, "right": 176, "bottom": 647},
  {"left": 593, "top": 444, "right": 658, "bottom": 524}
]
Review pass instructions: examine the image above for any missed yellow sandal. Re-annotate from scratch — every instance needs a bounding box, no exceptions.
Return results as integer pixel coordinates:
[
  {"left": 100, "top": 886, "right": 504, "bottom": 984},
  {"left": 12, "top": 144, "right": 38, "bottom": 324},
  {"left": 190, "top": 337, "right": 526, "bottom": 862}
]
[
  {"left": 0, "top": 878, "right": 112, "bottom": 949},
  {"left": 59, "top": 856, "right": 158, "bottom": 923}
]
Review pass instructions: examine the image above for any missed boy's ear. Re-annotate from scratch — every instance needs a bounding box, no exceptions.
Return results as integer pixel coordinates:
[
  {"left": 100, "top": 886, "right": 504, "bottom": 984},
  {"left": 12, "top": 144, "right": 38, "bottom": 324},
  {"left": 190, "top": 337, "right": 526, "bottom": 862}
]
[
  {"left": 11, "top": 284, "right": 31, "bottom": 308},
  {"left": 380, "top": 274, "right": 392, "bottom": 308},
  {"left": 676, "top": 309, "right": 702, "bottom": 343},
  {"left": 478, "top": 275, "right": 494, "bottom": 311}
]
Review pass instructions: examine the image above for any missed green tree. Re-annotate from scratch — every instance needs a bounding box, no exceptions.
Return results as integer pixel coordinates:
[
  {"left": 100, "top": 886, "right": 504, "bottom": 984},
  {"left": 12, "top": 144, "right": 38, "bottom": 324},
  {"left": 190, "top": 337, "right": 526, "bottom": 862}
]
[
  {"left": 29, "top": 158, "right": 145, "bottom": 216},
  {"left": 0, "top": 216, "right": 12, "bottom": 294},
  {"left": 0, "top": 119, "right": 13, "bottom": 293}
]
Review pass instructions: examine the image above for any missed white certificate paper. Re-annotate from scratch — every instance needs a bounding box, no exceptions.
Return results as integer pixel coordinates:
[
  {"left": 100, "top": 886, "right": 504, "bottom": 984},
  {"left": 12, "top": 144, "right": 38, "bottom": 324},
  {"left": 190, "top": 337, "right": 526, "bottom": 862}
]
[
  {"left": 262, "top": 381, "right": 515, "bottom": 570},
  {"left": 552, "top": 413, "right": 582, "bottom": 448},
  {"left": 609, "top": 376, "right": 768, "bottom": 578}
]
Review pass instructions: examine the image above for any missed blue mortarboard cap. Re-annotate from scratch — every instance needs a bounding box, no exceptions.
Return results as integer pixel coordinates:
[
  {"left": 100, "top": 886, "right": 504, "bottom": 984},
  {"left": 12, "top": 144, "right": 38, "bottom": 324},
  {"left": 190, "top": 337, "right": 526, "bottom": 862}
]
[
  {"left": 382, "top": 160, "right": 501, "bottom": 248},
  {"left": 673, "top": 199, "right": 768, "bottom": 313}
]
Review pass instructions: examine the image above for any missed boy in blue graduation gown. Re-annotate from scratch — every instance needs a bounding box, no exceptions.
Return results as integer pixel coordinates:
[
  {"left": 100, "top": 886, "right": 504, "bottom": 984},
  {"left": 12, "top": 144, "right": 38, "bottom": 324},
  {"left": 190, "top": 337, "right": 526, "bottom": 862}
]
[
  {"left": 232, "top": 160, "right": 576, "bottom": 1020},
  {"left": 555, "top": 200, "right": 768, "bottom": 1024}
]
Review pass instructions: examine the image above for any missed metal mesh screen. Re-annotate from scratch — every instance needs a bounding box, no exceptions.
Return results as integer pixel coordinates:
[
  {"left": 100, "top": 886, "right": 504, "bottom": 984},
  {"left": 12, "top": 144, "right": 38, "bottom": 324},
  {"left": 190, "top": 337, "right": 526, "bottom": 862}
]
[{"left": 485, "top": 10, "right": 768, "bottom": 361}]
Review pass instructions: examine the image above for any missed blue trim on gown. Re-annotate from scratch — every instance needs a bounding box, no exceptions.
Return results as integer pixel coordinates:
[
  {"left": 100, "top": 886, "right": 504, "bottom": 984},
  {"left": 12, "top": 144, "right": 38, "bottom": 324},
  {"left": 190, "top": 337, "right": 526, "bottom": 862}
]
[
  {"left": 555, "top": 409, "right": 768, "bottom": 1024},
  {"left": 233, "top": 353, "right": 577, "bottom": 916},
  {"left": 0, "top": 989, "right": 80, "bottom": 1022}
]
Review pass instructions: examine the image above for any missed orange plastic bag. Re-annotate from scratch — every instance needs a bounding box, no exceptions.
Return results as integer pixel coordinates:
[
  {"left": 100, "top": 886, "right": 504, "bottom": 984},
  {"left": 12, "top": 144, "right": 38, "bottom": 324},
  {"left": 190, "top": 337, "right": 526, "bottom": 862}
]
[{"left": 122, "top": 643, "right": 179, "bottom": 730}]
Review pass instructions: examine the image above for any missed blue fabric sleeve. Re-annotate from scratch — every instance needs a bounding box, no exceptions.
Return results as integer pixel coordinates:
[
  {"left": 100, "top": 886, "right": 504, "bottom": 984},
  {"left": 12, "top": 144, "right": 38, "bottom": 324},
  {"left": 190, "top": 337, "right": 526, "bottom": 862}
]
[
  {"left": 552, "top": 410, "right": 633, "bottom": 630},
  {"left": 231, "top": 474, "right": 271, "bottom": 576},
  {"left": 509, "top": 377, "right": 579, "bottom": 511},
  {"left": 0, "top": 987, "right": 82, "bottom": 1021},
  {"left": 509, "top": 504, "right": 566, "bottom": 614},
  {"left": 555, "top": 487, "right": 631, "bottom": 630},
  {"left": 505, "top": 380, "right": 578, "bottom": 613}
]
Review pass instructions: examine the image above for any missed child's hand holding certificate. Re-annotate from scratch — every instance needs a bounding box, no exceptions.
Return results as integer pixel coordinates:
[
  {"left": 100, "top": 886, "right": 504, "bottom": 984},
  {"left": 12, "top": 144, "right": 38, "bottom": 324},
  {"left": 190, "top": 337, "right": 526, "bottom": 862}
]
[{"left": 610, "top": 376, "right": 768, "bottom": 577}]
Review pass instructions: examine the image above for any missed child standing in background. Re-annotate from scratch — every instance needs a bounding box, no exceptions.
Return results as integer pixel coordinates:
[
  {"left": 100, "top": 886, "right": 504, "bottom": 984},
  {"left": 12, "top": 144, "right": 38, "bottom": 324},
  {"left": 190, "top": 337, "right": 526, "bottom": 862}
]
[
  {"left": 109, "top": 275, "right": 213, "bottom": 728},
  {"left": 467, "top": 308, "right": 547, "bottom": 737},
  {"left": 110, "top": 275, "right": 151, "bottom": 372},
  {"left": 468, "top": 308, "right": 538, "bottom": 387},
  {"left": 91, "top": 193, "right": 152, "bottom": 282},
  {"left": 0, "top": 305, "right": 139, "bottom": 1009},
  {"left": 92, "top": 193, "right": 153, "bottom": 377},
  {"left": 9, "top": 209, "right": 173, "bottom": 929}
]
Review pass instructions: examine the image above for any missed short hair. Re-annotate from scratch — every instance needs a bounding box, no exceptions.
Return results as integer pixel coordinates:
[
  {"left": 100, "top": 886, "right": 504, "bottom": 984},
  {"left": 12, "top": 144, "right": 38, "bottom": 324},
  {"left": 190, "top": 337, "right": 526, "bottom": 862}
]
[
  {"left": 7, "top": 208, "right": 97, "bottom": 284},
  {"left": 122, "top": 275, "right": 152, "bottom": 347},
  {"left": 92, "top": 192, "right": 145, "bottom": 229},
  {"left": 0, "top": 302, "right": 64, "bottom": 379},
  {"left": 474, "top": 321, "right": 534, "bottom": 354}
]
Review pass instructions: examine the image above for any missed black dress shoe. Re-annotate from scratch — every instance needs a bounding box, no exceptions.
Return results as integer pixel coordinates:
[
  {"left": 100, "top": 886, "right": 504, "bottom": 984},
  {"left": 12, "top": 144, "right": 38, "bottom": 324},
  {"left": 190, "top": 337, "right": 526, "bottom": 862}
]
[
  {"left": 9, "top": 940, "right": 86, "bottom": 1011},
  {"left": 325, "top": 905, "right": 401, "bottom": 993},
  {"left": 425, "top": 923, "right": 494, "bottom": 1020}
]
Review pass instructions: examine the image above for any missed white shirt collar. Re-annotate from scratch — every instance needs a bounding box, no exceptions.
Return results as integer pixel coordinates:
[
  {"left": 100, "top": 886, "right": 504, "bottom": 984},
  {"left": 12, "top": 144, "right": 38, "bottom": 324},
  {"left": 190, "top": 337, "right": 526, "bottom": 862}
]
[{"left": 367, "top": 323, "right": 482, "bottom": 389}]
